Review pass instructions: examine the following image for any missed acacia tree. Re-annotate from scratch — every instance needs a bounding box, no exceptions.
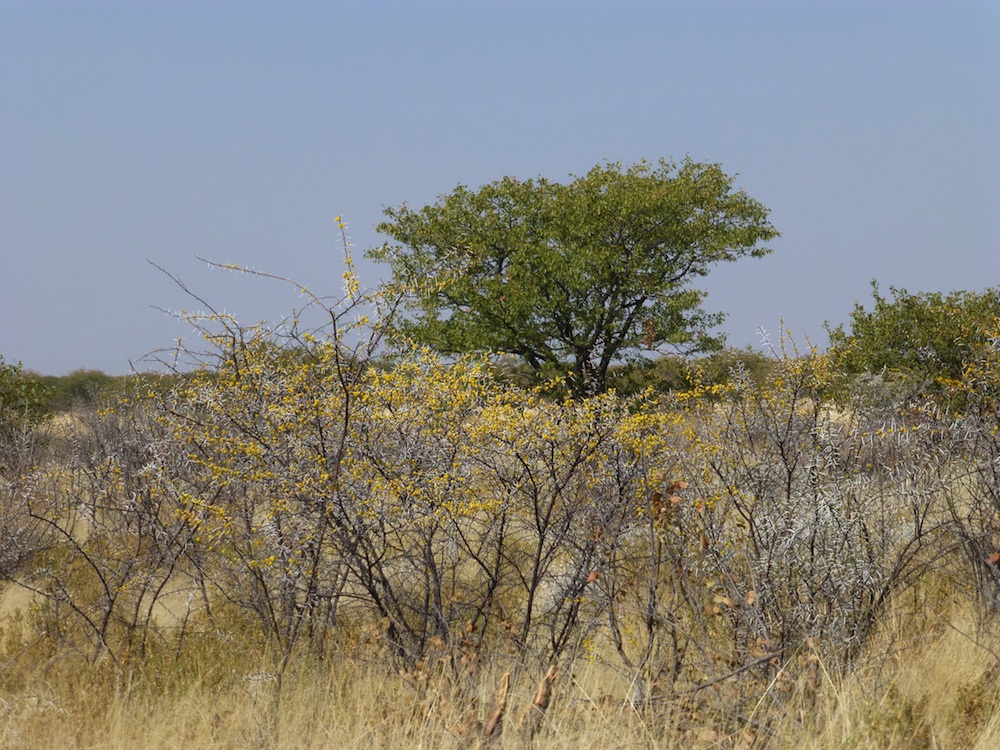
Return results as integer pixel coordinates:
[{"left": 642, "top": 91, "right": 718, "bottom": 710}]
[{"left": 370, "top": 158, "right": 778, "bottom": 397}]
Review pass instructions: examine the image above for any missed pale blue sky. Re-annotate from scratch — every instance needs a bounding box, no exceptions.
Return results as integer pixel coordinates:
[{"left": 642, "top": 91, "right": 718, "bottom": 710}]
[{"left": 2, "top": 1, "right": 998, "bottom": 375}]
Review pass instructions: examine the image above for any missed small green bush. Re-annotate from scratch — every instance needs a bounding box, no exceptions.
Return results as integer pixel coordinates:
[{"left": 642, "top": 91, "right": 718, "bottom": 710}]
[
  {"left": 0, "top": 355, "right": 51, "bottom": 472},
  {"left": 827, "top": 282, "right": 1000, "bottom": 410},
  {"left": 0, "top": 356, "right": 49, "bottom": 424}
]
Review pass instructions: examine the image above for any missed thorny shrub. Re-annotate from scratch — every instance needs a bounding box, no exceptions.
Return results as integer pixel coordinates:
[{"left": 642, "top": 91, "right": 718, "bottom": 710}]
[
  {"left": 938, "top": 317, "right": 1000, "bottom": 613},
  {"left": 8, "top": 262, "right": 1000, "bottom": 741}
]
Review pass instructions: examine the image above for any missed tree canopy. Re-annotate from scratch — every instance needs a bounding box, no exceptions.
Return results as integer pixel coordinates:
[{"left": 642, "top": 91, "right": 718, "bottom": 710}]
[{"left": 369, "top": 158, "right": 778, "bottom": 397}]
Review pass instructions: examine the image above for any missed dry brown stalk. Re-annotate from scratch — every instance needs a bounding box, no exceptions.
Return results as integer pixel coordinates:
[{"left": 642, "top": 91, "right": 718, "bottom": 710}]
[
  {"left": 532, "top": 665, "right": 558, "bottom": 712},
  {"left": 483, "top": 671, "right": 511, "bottom": 739},
  {"left": 518, "top": 665, "right": 558, "bottom": 739}
]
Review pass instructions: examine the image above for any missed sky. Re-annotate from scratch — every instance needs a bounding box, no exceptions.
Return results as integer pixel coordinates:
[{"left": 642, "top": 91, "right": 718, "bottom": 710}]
[{"left": 1, "top": 1, "right": 998, "bottom": 375}]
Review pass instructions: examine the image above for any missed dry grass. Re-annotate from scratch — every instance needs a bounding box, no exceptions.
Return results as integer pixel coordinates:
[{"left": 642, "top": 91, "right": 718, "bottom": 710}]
[
  {"left": 2, "top": 575, "right": 999, "bottom": 750},
  {"left": 768, "top": 576, "right": 1000, "bottom": 750}
]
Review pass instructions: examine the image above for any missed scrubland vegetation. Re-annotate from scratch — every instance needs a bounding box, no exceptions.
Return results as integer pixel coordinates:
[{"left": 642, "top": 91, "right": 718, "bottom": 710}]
[
  {"left": 2, "top": 273, "right": 1000, "bottom": 749},
  {"left": 2, "top": 168, "right": 999, "bottom": 746}
]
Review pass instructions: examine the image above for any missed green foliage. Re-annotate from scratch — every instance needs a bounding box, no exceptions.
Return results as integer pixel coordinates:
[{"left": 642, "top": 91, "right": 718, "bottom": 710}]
[
  {"left": 370, "top": 158, "right": 778, "bottom": 397},
  {"left": 827, "top": 282, "right": 1000, "bottom": 408},
  {"left": 27, "top": 370, "right": 191, "bottom": 414},
  {"left": 0, "top": 356, "right": 51, "bottom": 471},
  {"left": 0, "top": 356, "right": 49, "bottom": 427},
  {"left": 33, "top": 369, "right": 119, "bottom": 411}
]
